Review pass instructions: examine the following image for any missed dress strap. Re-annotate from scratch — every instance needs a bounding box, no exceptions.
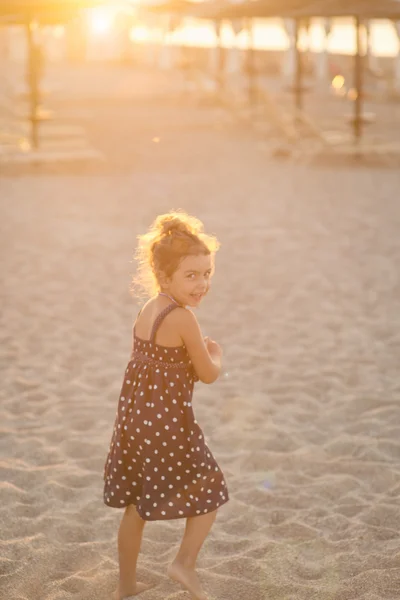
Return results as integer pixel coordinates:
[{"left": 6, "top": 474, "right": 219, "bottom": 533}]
[
  {"left": 150, "top": 303, "right": 179, "bottom": 344},
  {"left": 133, "top": 306, "right": 144, "bottom": 335}
]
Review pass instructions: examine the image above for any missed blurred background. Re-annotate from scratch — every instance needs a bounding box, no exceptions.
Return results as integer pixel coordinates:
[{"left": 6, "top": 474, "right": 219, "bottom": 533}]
[{"left": 1, "top": 3, "right": 400, "bottom": 600}]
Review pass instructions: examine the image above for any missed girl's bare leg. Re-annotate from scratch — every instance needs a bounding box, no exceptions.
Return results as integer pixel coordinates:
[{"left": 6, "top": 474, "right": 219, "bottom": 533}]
[
  {"left": 167, "top": 509, "right": 218, "bottom": 600},
  {"left": 113, "top": 504, "right": 154, "bottom": 599}
]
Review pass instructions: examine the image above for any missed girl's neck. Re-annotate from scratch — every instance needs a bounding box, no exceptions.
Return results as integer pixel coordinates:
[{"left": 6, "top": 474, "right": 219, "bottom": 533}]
[{"left": 158, "top": 291, "right": 181, "bottom": 306}]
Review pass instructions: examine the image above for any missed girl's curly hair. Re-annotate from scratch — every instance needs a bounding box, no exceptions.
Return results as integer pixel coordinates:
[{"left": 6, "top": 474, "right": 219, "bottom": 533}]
[{"left": 131, "top": 210, "right": 220, "bottom": 299}]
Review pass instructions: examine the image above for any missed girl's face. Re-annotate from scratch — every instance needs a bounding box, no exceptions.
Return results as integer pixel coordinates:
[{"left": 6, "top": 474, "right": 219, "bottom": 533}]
[{"left": 160, "top": 253, "right": 214, "bottom": 308}]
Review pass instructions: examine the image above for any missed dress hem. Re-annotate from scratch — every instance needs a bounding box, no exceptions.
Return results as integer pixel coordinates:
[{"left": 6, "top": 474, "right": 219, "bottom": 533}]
[{"left": 103, "top": 497, "right": 229, "bottom": 521}]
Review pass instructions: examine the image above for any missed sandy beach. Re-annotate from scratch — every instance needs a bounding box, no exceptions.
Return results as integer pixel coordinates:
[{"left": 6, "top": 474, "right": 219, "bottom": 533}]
[{"left": 1, "top": 64, "right": 400, "bottom": 600}]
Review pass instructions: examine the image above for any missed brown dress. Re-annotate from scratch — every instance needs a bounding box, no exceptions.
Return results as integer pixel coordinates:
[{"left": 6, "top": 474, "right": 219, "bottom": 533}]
[{"left": 103, "top": 303, "right": 229, "bottom": 520}]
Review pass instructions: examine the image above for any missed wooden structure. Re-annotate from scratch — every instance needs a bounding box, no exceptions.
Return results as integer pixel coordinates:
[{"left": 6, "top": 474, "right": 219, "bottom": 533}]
[
  {"left": 0, "top": 0, "right": 104, "bottom": 148},
  {"left": 159, "top": 0, "right": 400, "bottom": 148},
  {"left": 285, "top": 0, "right": 400, "bottom": 145}
]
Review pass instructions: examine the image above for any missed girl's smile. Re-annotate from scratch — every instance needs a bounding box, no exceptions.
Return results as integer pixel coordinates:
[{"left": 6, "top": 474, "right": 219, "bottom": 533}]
[{"left": 160, "top": 254, "right": 213, "bottom": 308}]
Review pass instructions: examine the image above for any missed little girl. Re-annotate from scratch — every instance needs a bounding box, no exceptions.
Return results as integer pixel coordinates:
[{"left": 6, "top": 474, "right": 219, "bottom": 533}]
[{"left": 103, "top": 210, "right": 229, "bottom": 600}]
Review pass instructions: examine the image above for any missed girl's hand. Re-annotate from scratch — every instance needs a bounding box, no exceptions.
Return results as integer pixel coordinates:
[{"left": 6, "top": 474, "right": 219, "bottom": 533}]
[{"left": 204, "top": 336, "right": 223, "bottom": 357}]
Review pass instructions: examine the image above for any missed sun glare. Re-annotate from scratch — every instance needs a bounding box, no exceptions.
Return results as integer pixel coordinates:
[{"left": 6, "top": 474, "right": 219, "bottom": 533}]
[
  {"left": 88, "top": 9, "right": 114, "bottom": 35},
  {"left": 129, "top": 25, "right": 150, "bottom": 43}
]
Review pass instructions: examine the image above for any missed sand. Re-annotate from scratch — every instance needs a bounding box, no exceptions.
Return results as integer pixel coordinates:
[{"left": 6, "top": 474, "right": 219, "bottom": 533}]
[{"left": 1, "top": 65, "right": 400, "bottom": 600}]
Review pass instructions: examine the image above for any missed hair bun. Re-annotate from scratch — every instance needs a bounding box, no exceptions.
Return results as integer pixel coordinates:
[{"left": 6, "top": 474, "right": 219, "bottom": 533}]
[{"left": 156, "top": 214, "right": 194, "bottom": 237}]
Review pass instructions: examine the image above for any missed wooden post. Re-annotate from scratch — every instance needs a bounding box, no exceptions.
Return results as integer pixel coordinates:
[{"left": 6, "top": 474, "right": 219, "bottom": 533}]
[
  {"left": 216, "top": 19, "right": 224, "bottom": 93},
  {"left": 26, "top": 21, "right": 39, "bottom": 149},
  {"left": 246, "top": 18, "right": 255, "bottom": 105},
  {"left": 294, "top": 19, "right": 302, "bottom": 114},
  {"left": 354, "top": 16, "right": 363, "bottom": 145}
]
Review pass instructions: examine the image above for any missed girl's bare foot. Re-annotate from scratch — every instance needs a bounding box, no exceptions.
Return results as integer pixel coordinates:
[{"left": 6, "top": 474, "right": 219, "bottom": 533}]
[
  {"left": 112, "top": 581, "right": 154, "bottom": 599},
  {"left": 167, "top": 561, "right": 208, "bottom": 600}
]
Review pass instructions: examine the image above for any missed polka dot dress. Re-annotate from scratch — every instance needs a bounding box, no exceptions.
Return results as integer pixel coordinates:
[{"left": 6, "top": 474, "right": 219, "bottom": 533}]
[{"left": 103, "top": 303, "right": 229, "bottom": 521}]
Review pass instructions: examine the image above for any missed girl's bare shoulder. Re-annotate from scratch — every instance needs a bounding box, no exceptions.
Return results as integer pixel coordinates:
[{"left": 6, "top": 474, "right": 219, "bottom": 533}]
[{"left": 169, "top": 306, "right": 199, "bottom": 335}]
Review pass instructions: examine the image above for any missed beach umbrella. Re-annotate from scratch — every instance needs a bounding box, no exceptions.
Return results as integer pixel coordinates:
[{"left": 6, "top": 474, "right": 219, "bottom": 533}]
[
  {"left": 287, "top": 0, "right": 400, "bottom": 19},
  {"left": 286, "top": 0, "right": 400, "bottom": 144},
  {"left": 187, "top": 0, "right": 314, "bottom": 112},
  {"left": 187, "top": 0, "right": 313, "bottom": 20},
  {"left": 0, "top": 0, "right": 107, "bottom": 149},
  {"left": 0, "top": 0, "right": 102, "bottom": 19},
  {"left": 142, "top": 0, "right": 196, "bottom": 15}
]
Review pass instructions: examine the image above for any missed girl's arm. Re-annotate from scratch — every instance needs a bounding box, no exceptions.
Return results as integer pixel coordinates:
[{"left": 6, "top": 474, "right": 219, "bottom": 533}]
[{"left": 176, "top": 308, "right": 221, "bottom": 384}]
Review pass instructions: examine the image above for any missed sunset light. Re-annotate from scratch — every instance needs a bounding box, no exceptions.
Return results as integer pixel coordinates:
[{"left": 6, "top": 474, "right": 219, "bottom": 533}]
[
  {"left": 129, "top": 25, "right": 151, "bottom": 43},
  {"left": 88, "top": 8, "right": 114, "bottom": 35}
]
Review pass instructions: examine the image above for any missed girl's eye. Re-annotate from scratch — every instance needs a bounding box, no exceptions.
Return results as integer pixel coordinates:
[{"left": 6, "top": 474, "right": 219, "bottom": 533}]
[{"left": 187, "top": 272, "right": 211, "bottom": 279}]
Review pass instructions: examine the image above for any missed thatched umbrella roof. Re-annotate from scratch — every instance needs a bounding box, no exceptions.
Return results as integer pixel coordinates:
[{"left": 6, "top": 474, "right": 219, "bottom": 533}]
[
  {"left": 187, "top": 0, "right": 316, "bottom": 20},
  {"left": 180, "top": 0, "right": 400, "bottom": 20},
  {"left": 0, "top": 0, "right": 101, "bottom": 15},
  {"left": 287, "top": 0, "right": 400, "bottom": 19},
  {"left": 142, "top": 0, "right": 196, "bottom": 16},
  {"left": 0, "top": 1, "right": 105, "bottom": 24}
]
